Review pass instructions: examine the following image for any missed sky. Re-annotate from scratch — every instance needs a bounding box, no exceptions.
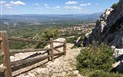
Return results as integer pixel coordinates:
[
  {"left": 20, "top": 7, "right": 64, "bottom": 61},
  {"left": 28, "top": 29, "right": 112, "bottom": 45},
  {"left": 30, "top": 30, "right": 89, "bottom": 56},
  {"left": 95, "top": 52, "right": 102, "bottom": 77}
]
[{"left": 0, "top": 0, "right": 119, "bottom": 15}]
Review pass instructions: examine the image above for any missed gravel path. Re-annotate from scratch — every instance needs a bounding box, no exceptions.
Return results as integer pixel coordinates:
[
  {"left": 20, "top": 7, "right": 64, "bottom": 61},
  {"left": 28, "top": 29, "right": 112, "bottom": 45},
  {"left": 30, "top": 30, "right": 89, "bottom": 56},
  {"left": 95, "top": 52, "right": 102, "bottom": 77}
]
[{"left": 13, "top": 43, "right": 84, "bottom": 77}]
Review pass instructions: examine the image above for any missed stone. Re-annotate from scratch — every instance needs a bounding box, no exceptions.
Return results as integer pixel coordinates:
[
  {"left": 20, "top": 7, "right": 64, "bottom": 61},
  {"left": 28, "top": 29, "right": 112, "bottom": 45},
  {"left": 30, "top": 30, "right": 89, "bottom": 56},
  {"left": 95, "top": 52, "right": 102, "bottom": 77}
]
[
  {"left": 73, "top": 70, "right": 79, "bottom": 75},
  {"left": 83, "top": 0, "right": 123, "bottom": 48},
  {"left": 82, "top": 0, "right": 123, "bottom": 73},
  {"left": 0, "top": 64, "right": 6, "bottom": 72},
  {"left": 113, "top": 49, "right": 123, "bottom": 59},
  {"left": 28, "top": 72, "right": 35, "bottom": 77}
]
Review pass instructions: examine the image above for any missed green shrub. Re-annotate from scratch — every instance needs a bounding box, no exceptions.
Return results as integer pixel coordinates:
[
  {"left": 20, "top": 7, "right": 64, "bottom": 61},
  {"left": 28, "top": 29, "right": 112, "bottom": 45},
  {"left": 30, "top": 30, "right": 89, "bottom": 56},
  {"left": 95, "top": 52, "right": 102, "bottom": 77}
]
[
  {"left": 76, "top": 43, "right": 123, "bottom": 77},
  {"left": 111, "top": 3, "right": 118, "bottom": 9},
  {"left": 90, "top": 70, "right": 123, "bottom": 77},
  {"left": 0, "top": 56, "right": 3, "bottom": 64},
  {"left": 77, "top": 44, "right": 114, "bottom": 72}
]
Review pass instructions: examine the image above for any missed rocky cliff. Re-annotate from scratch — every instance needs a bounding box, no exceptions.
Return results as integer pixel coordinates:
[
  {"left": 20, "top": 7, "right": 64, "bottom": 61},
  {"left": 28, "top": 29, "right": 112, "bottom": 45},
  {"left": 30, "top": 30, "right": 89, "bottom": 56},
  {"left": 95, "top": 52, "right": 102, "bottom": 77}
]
[
  {"left": 84, "top": 0, "right": 123, "bottom": 48},
  {"left": 82, "top": 0, "right": 123, "bottom": 73}
]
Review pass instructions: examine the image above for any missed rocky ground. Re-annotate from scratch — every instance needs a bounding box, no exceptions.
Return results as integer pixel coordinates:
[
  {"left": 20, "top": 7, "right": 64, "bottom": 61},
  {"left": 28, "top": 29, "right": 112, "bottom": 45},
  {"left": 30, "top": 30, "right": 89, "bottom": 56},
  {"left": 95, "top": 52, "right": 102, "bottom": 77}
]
[{"left": 14, "top": 43, "right": 84, "bottom": 77}]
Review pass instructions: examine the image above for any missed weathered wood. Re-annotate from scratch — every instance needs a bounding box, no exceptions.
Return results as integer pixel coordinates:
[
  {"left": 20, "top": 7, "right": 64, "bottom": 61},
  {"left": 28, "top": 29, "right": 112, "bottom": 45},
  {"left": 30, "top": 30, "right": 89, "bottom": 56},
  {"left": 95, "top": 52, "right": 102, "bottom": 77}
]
[
  {"left": 50, "top": 38, "right": 54, "bottom": 62},
  {"left": 10, "top": 45, "right": 64, "bottom": 54},
  {"left": 8, "top": 37, "right": 50, "bottom": 43},
  {"left": 53, "top": 41, "right": 64, "bottom": 43},
  {"left": 11, "top": 51, "right": 64, "bottom": 71},
  {"left": 0, "top": 31, "right": 12, "bottom": 77},
  {"left": 11, "top": 55, "right": 50, "bottom": 70},
  {"left": 54, "top": 52, "right": 64, "bottom": 56},
  {"left": 12, "top": 59, "right": 48, "bottom": 76},
  {"left": 10, "top": 48, "right": 51, "bottom": 54},
  {"left": 54, "top": 48, "right": 61, "bottom": 52},
  {"left": 54, "top": 45, "right": 64, "bottom": 48},
  {"left": 0, "top": 31, "right": 67, "bottom": 77},
  {"left": 0, "top": 38, "right": 2, "bottom": 41},
  {"left": 63, "top": 41, "right": 67, "bottom": 55},
  {"left": 47, "top": 50, "right": 50, "bottom": 61}
]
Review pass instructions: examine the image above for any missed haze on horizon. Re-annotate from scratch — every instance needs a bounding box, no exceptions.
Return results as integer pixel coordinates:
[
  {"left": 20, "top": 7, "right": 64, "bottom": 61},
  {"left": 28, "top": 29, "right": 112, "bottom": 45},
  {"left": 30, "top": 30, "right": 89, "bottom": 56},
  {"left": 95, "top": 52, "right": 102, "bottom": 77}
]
[{"left": 0, "top": 0, "right": 118, "bottom": 15}]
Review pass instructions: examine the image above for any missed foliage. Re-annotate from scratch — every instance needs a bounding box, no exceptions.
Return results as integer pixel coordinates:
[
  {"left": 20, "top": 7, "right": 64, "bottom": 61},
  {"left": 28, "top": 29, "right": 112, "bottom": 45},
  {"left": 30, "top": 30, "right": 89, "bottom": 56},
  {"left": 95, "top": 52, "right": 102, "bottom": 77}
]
[
  {"left": 40, "top": 28, "right": 59, "bottom": 41},
  {"left": 66, "top": 33, "right": 85, "bottom": 44},
  {"left": 111, "top": 3, "right": 118, "bottom": 9},
  {"left": 79, "top": 69, "right": 123, "bottom": 77},
  {"left": 0, "top": 56, "right": 3, "bottom": 64},
  {"left": 36, "top": 28, "right": 59, "bottom": 48},
  {"left": 90, "top": 70, "right": 123, "bottom": 77},
  {"left": 76, "top": 43, "right": 122, "bottom": 77},
  {"left": 9, "top": 28, "right": 59, "bottom": 49}
]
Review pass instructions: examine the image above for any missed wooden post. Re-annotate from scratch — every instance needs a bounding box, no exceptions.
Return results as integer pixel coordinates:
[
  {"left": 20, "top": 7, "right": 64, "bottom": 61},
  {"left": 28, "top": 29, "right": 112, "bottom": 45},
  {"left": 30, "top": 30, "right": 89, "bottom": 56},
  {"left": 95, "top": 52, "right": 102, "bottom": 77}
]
[
  {"left": 50, "top": 38, "right": 54, "bottom": 62},
  {"left": 0, "top": 31, "right": 12, "bottom": 77},
  {"left": 47, "top": 50, "right": 50, "bottom": 61},
  {"left": 63, "top": 41, "right": 66, "bottom": 55}
]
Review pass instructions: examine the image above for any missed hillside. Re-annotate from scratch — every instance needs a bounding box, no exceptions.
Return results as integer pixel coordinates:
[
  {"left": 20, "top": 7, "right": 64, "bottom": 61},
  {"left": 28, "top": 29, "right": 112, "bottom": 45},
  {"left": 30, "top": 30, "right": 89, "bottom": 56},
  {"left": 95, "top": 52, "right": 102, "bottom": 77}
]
[
  {"left": 83, "top": 0, "right": 123, "bottom": 73},
  {"left": 0, "top": 13, "right": 101, "bottom": 26}
]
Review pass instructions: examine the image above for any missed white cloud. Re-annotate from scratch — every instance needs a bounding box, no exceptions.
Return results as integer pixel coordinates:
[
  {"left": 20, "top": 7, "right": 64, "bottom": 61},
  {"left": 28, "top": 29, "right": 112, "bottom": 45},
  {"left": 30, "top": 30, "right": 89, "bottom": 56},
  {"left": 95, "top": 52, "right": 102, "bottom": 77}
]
[
  {"left": 64, "top": 6, "right": 81, "bottom": 10},
  {"left": 55, "top": 6, "right": 60, "bottom": 9},
  {"left": 65, "top": 1, "right": 78, "bottom": 5},
  {"left": 34, "top": 3, "right": 39, "bottom": 6},
  {"left": 0, "top": 1, "right": 6, "bottom": 5},
  {"left": 80, "top": 3, "right": 91, "bottom": 6},
  {"left": 4, "top": 1, "right": 25, "bottom": 9},
  {"left": 5, "top": 4, "right": 10, "bottom": 7},
  {"left": 44, "top": 4, "right": 50, "bottom": 9},
  {"left": 4, "top": 3, "right": 12, "bottom": 9},
  {"left": 44, "top": 4, "right": 48, "bottom": 7},
  {"left": 10, "top": 1, "right": 25, "bottom": 6}
]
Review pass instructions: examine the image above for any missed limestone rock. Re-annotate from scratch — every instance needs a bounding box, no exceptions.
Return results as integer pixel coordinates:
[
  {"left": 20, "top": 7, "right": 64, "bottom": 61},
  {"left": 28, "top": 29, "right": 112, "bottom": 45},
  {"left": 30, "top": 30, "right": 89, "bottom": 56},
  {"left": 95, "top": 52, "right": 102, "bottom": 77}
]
[
  {"left": 82, "top": 0, "right": 123, "bottom": 73},
  {"left": 83, "top": 0, "right": 123, "bottom": 48}
]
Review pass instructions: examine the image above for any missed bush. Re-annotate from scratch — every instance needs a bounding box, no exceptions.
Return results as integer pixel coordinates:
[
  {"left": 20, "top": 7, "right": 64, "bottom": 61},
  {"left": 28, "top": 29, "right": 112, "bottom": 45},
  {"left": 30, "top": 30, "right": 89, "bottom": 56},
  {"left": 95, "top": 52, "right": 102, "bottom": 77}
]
[
  {"left": 76, "top": 43, "right": 123, "bottom": 76},
  {"left": 0, "top": 56, "right": 3, "bottom": 64},
  {"left": 90, "top": 70, "right": 123, "bottom": 77},
  {"left": 77, "top": 44, "right": 114, "bottom": 72},
  {"left": 111, "top": 3, "right": 118, "bottom": 9},
  {"left": 36, "top": 28, "right": 59, "bottom": 48}
]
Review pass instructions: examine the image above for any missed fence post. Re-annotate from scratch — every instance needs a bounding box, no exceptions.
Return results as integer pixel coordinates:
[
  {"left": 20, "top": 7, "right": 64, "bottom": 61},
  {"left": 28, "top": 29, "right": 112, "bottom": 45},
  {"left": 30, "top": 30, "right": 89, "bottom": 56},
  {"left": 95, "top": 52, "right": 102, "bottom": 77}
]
[
  {"left": 50, "top": 38, "right": 54, "bottom": 62},
  {"left": 0, "top": 31, "right": 12, "bottom": 77},
  {"left": 63, "top": 41, "right": 66, "bottom": 55}
]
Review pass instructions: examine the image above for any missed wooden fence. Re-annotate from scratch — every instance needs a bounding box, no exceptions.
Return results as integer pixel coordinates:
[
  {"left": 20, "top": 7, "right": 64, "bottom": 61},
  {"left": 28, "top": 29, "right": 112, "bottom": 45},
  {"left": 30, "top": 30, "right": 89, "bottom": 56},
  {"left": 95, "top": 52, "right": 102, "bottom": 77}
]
[{"left": 0, "top": 31, "right": 66, "bottom": 77}]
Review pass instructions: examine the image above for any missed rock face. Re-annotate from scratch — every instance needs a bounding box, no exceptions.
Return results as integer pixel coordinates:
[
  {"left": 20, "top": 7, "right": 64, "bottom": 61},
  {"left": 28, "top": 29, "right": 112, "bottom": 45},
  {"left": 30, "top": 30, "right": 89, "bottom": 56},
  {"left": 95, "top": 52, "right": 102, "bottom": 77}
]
[
  {"left": 83, "top": 0, "right": 123, "bottom": 73},
  {"left": 84, "top": 0, "right": 123, "bottom": 48}
]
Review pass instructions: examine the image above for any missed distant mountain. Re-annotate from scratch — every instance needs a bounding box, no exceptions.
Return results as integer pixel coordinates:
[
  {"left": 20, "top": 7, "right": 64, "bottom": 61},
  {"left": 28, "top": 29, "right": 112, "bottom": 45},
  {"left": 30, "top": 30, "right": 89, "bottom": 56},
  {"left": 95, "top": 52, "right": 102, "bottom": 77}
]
[{"left": 0, "top": 13, "right": 102, "bottom": 26}]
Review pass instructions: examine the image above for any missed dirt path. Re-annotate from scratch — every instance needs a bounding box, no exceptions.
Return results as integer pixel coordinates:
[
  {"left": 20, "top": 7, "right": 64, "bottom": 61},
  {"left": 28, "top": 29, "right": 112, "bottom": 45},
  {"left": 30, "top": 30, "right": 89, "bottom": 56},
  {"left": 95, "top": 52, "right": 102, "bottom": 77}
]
[{"left": 15, "top": 43, "right": 84, "bottom": 77}]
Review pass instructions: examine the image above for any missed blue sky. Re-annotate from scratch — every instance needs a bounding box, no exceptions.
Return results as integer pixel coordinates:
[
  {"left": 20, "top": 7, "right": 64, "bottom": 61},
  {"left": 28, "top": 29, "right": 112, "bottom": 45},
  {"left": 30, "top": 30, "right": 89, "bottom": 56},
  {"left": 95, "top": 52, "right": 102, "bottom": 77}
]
[{"left": 0, "top": 0, "right": 119, "bottom": 15}]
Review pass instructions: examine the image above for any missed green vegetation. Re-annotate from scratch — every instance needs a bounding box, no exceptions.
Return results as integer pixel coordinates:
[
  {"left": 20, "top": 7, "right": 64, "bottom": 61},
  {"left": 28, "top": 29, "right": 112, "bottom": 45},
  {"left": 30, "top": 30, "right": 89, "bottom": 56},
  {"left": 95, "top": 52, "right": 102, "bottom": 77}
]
[
  {"left": 9, "top": 28, "right": 59, "bottom": 49},
  {"left": 111, "top": 3, "right": 118, "bottom": 9},
  {"left": 0, "top": 56, "right": 3, "bottom": 64},
  {"left": 76, "top": 43, "right": 123, "bottom": 77},
  {"left": 90, "top": 70, "right": 123, "bottom": 77},
  {"left": 36, "top": 28, "right": 59, "bottom": 48}
]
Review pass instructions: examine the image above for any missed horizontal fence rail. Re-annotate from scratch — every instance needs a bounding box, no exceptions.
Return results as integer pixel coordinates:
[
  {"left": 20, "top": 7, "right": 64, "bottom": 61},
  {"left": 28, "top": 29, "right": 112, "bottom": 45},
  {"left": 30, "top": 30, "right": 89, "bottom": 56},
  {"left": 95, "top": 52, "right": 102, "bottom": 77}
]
[
  {"left": 0, "top": 31, "right": 67, "bottom": 77},
  {"left": 8, "top": 37, "right": 51, "bottom": 43}
]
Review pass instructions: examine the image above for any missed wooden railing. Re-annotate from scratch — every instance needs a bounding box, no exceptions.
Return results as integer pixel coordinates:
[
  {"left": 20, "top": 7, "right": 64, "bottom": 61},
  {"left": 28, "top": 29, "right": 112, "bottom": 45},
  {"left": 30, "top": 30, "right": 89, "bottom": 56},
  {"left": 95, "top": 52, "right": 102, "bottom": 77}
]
[{"left": 0, "top": 31, "right": 66, "bottom": 77}]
